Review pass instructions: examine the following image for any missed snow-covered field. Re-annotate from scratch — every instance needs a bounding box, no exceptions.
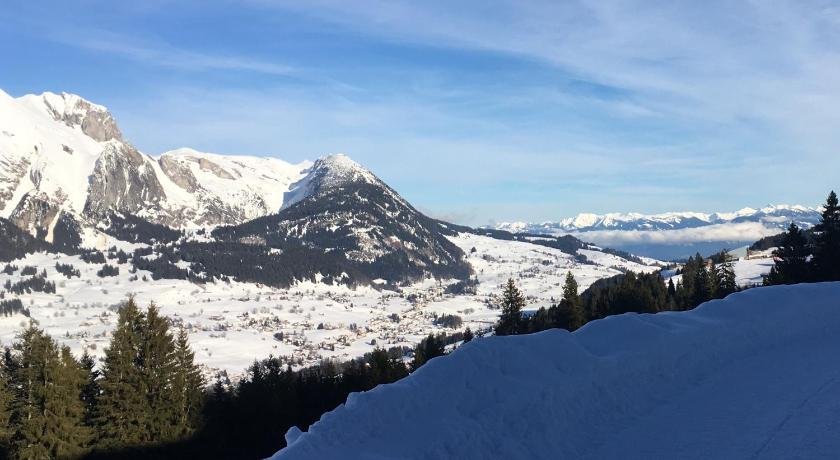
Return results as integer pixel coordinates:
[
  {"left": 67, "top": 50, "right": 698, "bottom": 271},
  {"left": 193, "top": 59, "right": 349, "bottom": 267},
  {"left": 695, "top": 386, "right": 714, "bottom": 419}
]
[
  {"left": 0, "top": 233, "right": 664, "bottom": 378},
  {"left": 272, "top": 282, "right": 840, "bottom": 460}
]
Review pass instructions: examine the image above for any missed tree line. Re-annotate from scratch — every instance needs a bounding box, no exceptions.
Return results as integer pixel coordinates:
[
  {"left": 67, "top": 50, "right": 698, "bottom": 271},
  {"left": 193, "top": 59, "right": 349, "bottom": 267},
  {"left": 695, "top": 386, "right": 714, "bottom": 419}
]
[
  {"left": 0, "top": 298, "right": 477, "bottom": 459},
  {"left": 763, "top": 191, "right": 840, "bottom": 285},
  {"left": 495, "top": 251, "right": 738, "bottom": 337},
  {"left": 0, "top": 298, "right": 203, "bottom": 459}
]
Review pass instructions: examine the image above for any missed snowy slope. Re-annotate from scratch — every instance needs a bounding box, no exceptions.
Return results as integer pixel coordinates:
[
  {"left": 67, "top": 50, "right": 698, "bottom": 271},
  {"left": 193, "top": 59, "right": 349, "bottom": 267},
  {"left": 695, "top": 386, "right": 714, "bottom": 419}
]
[
  {"left": 0, "top": 90, "right": 107, "bottom": 224},
  {"left": 272, "top": 283, "right": 840, "bottom": 459},
  {"left": 156, "top": 147, "right": 309, "bottom": 225}
]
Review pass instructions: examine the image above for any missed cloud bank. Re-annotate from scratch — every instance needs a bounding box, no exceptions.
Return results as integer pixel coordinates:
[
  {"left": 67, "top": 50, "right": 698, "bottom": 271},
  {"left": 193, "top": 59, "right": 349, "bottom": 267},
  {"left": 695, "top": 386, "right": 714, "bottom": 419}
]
[{"left": 573, "top": 222, "right": 783, "bottom": 246}]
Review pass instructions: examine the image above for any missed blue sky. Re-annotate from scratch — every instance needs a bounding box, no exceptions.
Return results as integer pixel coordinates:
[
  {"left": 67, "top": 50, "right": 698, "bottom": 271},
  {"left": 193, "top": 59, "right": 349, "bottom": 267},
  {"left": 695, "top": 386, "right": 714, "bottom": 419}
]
[{"left": 2, "top": 1, "right": 839, "bottom": 225}]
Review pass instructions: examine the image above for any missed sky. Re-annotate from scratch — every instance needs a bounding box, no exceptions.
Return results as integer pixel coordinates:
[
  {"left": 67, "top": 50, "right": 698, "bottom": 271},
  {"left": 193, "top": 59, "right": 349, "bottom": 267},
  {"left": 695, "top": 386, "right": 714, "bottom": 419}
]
[{"left": 1, "top": 0, "right": 839, "bottom": 226}]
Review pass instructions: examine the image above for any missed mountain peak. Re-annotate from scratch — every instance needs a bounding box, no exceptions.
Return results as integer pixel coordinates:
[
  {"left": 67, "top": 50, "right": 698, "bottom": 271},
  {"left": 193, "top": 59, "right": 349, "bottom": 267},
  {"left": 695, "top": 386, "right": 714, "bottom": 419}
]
[
  {"left": 311, "top": 153, "right": 375, "bottom": 185},
  {"left": 19, "top": 91, "right": 122, "bottom": 143},
  {"left": 281, "top": 153, "right": 379, "bottom": 210}
]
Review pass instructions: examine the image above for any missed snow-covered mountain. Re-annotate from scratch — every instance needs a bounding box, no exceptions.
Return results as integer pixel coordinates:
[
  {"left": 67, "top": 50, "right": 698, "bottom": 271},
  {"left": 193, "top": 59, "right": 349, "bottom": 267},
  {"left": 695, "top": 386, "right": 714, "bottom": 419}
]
[
  {"left": 0, "top": 89, "right": 309, "bottom": 237},
  {"left": 213, "top": 153, "right": 472, "bottom": 282},
  {"left": 496, "top": 205, "right": 821, "bottom": 234},
  {"left": 494, "top": 205, "right": 822, "bottom": 260},
  {"left": 271, "top": 282, "right": 840, "bottom": 459}
]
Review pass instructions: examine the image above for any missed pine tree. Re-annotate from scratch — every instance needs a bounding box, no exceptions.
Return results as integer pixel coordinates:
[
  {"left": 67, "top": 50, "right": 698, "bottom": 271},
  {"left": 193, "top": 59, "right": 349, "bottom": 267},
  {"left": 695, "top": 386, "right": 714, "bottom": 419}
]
[
  {"left": 51, "top": 346, "right": 93, "bottom": 457},
  {"left": 79, "top": 350, "right": 100, "bottom": 426},
  {"left": 495, "top": 279, "right": 526, "bottom": 336},
  {"left": 95, "top": 297, "right": 150, "bottom": 448},
  {"left": 557, "top": 272, "right": 585, "bottom": 331},
  {"left": 693, "top": 261, "right": 711, "bottom": 305},
  {"left": 0, "top": 347, "right": 12, "bottom": 458},
  {"left": 141, "top": 304, "right": 179, "bottom": 442},
  {"left": 411, "top": 333, "right": 446, "bottom": 370},
  {"left": 706, "top": 259, "right": 719, "bottom": 300},
  {"left": 678, "top": 254, "right": 703, "bottom": 309},
  {"left": 462, "top": 327, "right": 474, "bottom": 343},
  {"left": 172, "top": 328, "right": 205, "bottom": 438},
  {"left": 764, "top": 222, "right": 810, "bottom": 285},
  {"left": 8, "top": 327, "right": 50, "bottom": 460},
  {"left": 717, "top": 252, "right": 738, "bottom": 296},
  {"left": 813, "top": 191, "right": 840, "bottom": 281},
  {"left": 9, "top": 326, "right": 90, "bottom": 459}
]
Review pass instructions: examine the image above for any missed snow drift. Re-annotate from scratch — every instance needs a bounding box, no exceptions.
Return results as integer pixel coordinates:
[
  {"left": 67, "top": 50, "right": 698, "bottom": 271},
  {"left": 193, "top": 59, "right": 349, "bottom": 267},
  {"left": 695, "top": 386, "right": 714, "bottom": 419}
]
[{"left": 272, "top": 283, "right": 840, "bottom": 459}]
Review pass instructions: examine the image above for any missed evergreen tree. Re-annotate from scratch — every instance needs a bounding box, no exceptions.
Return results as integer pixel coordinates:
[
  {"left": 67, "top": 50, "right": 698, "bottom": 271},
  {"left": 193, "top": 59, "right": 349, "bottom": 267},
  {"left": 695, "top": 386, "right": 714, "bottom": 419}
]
[
  {"left": 0, "top": 347, "right": 12, "bottom": 458},
  {"left": 692, "top": 260, "right": 711, "bottom": 305},
  {"left": 79, "top": 350, "right": 100, "bottom": 426},
  {"left": 53, "top": 346, "right": 94, "bottom": 456},
  {"left": 462, "top": 327, "right": 474, "bottom": 343},
  {"left": 812, "top": 191, "right": 840, "bottom": 281},
  {"left": 706, "top": 260, "right": 719, "bottom": 300},
  {"left": 557, "top": 272, "right": 585, "bottom": 331},
  {"left": 677, "top": 254, "right": 704, "bottom": 309},
  {"left": 494, "top": 279, "right": 526, "bottom": 336},
  {"left": 764, "top": 223, "right": 810, "bottom": 285},
  {"left": 141, "top": 304, "right": 179, "bottom": 442},
  {"left": 411, "top": 333, "right": 446, "bottom": 370},
  {"left": 9, "top": 326, "right": 90, "bottom": 459},
  {"left": 172, "top": 328, "right": 205, "bottom": 438},
  {"left": 95, "top": 297, "right": 150, "bottom": 448},
  {"left": 716, "top": 252, "right": 738, "bottom": 296}
]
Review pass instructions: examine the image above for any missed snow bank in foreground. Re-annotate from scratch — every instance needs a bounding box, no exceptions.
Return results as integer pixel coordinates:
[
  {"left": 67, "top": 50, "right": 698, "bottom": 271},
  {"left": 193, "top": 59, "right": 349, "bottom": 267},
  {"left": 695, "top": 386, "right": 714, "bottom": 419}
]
[{"left": 271, "top": 283, "right": 840, "bottom": 459}]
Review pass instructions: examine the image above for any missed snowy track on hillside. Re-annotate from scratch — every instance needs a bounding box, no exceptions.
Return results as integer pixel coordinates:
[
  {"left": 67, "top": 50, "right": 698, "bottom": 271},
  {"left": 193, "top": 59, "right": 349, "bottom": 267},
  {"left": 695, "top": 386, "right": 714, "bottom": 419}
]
[{"left": 273, "top": 283, "right": 840, "bottom": 460}]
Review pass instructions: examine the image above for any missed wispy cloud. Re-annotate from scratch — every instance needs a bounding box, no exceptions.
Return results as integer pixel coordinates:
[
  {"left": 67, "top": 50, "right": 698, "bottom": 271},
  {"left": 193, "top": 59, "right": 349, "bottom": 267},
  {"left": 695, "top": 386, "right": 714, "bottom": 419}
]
[
  {"left": 50, "top": 28, "right": 296, "bottom": 76},
  {"left": 255, "top": 0, "right": 840, "bottom": 147}
]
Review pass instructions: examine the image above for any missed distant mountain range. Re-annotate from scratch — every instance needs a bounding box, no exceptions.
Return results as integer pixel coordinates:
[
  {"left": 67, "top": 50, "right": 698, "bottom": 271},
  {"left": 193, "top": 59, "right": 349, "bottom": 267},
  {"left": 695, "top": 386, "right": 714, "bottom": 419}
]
[
  {"left": 493, "top": 206, "right": 821, "bottom": 260},
  {"left": 495, "top": 205, "right": 821, "bottom": 234}
]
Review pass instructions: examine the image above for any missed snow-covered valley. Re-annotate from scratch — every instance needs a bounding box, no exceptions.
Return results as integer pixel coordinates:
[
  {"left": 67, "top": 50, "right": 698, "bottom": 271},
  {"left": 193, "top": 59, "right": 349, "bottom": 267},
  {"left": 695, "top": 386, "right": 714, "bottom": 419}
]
[{"left": 0, "top": 232, "right": 675, "bottom": 378}]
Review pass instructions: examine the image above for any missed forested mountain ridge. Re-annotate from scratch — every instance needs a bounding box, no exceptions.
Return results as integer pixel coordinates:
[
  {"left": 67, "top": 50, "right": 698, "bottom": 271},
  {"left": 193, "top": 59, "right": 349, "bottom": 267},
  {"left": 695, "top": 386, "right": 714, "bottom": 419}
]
[{"left": 213, "top": 155, "right": 472, "bottom": 284}]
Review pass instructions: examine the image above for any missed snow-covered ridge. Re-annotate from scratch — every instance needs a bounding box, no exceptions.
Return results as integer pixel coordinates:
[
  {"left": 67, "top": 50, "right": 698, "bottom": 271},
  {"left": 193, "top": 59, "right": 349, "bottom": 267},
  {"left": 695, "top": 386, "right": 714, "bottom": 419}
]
[
  {"left": 0, "top": 88, "right": 343, "bottom": 234},
  {"left": 156, "top": 147, "right": 311, "bottom": 224},
  {"left": 272, "top": 282, "right": 840, "bottom": 459},
  {"left": 496, "top": 204, "right": 820, "bottom": 234}
]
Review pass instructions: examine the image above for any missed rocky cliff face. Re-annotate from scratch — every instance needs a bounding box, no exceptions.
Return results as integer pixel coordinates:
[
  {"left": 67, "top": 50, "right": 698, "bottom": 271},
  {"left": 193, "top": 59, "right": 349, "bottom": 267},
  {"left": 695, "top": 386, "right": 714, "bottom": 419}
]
[{"left": 84, "top": 142, "right": 167, "bottom": 218}]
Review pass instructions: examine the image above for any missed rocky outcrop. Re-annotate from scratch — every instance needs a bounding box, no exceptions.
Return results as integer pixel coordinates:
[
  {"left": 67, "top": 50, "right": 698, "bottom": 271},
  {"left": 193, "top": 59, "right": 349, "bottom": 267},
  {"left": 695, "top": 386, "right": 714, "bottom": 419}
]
[
  {"left": 84, "top": 143, "right": 167, "bottom": 218},
  {"left": 0, "top": 155, "right": 29, "bottom": 212},
  {"left": 8, "top": 191, "right": 61, "bottom": 240},
  {"left": 42, "top": 93, "right": 123, "bottom": 142},
  {"left": 159, "top": 154, "right": 200, "bottom": 193}
]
